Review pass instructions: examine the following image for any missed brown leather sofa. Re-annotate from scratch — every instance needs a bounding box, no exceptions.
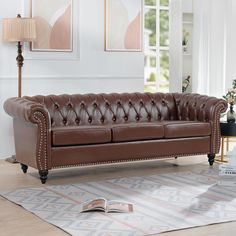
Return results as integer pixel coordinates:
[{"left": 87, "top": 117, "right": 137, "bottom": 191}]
[{"left": 4, "top": 93, "right": 227, "bottom": 183}]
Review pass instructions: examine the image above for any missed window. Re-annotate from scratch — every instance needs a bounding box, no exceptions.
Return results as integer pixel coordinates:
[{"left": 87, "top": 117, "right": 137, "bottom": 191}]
[{"left": 144, "top": 0, "right": 169, "bottom": 93}]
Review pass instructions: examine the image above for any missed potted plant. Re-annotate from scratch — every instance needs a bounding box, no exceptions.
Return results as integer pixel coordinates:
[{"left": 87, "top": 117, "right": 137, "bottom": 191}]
[
  {"left": 182, "top": 29, "right": 190, "bottom": 53},
  {"left": 223, "top": 79, "right": 236, "bottom": 123}
]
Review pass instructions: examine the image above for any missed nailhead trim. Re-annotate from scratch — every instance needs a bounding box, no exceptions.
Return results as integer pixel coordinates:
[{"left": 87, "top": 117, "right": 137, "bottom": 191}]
[
  {"left": 211, "top": 103, "right": 227, "bottom": 153},
  {"left": 52, "top": 152, "right": 209, "bottom": 169},
  {"left": 33, "top": 111, "right": 48, "bottom": 171}
]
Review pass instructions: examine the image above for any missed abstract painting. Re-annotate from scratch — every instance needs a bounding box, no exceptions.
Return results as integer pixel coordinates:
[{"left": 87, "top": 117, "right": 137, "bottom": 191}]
[
  {"left": 31, "top": 0, "right": 73, "bottom": 52},
  {"left": 105, "top": 0, "right": 143, "bottom": 51}
]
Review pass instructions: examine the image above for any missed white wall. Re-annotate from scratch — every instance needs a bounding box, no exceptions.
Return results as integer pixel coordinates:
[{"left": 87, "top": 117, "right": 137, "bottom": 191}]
[
  {"left": 169, "top": 0, "right": 183, "bottom": 92},
  {"left": 182, "top": 0, "right": 193, "bottom": 13},
  {"left": 0, "top": 0, "right": 144, "bottom": 159},
  {"left": 169, "top": 0, "right": 193, "bottom": 93}
]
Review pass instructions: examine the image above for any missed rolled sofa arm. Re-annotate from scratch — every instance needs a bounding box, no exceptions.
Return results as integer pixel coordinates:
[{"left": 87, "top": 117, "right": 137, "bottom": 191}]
[
  {"left": 4, "top": 97, "right": 51, "bottom": 171},
  {"left": 173, "top": 93, "right": 228, "bottom": 154},
  {"left": 4, "top": 97, "right": 49, "bottom": 123}
]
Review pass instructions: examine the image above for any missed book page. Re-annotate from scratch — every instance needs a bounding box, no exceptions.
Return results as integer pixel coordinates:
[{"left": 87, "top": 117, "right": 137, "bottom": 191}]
[
  {"left": 107, "top": 201, "right": 133, "bottom": 213},
  {"left": 81, "top": 198, "right": 106, "bottom": 212}
]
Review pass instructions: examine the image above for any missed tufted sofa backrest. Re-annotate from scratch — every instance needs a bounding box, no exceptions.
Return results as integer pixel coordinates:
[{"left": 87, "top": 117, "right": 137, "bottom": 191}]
[
  {"left": 25, "top": 93, "right": 178, "bottom": 127},
  {"left": 172, "top": 93, "right": 220, "bottom": 122}
]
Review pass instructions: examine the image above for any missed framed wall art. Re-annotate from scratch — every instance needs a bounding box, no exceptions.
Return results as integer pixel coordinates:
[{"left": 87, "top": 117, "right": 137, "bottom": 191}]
[
  {"left": 105, "top": 0, "right": 143, "bottom": 52},
  {"left": 30, "top": 0, "right": 73, "bottom": 52}
]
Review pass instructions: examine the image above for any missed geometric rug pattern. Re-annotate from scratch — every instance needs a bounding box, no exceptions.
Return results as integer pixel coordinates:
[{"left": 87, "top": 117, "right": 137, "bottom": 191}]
[{"left": 1, "top": 168, "right": 236, "bottom": 236}]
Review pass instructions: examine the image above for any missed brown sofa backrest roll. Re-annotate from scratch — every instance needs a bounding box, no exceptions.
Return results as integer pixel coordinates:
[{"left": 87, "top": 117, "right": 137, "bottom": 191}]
[
  {"left": 24, "top": 93, "right": 178, "bottom": 127},
  {"left": 172, "top": 93, "right": 225, "bottom": 122}
]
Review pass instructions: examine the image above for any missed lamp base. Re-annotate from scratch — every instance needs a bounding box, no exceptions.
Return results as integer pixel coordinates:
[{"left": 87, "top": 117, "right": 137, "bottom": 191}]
[{"left": 5, "top": 155, "right": 18, "bottom": 164}]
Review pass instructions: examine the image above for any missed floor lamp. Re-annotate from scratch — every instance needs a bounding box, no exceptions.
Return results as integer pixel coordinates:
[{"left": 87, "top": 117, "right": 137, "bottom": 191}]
[{"left": 2, "top": 14, "right": 36, "bottom": 163}]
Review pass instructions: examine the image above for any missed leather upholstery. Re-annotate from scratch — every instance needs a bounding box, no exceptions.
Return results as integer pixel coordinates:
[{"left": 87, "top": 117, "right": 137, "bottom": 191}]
[
  {"left": 52, "top": 126, "right": 111, "bottom": 146},
  {"left": 4, "top": 97, "right": 51, "bottom": 171},
  {"left": 172, "top": 93, "right": 227, "bottom": 153},
  {"left": 112, "top": 123, "right": 164, "bottom": 142},
  {"left": 4, "top": 92, "right": 227, "bottom": 173},
  {"left": 51, "top": 137, "right": 211, "bottom": 167},
  {"left": 163, "top": 121, "right": 211, "bottom": 138},
  {"left": 23, "top": 93, "right": 178, "bottom": 126},
  {"left": 13, "top": 119, "right": 38, "bottom": 168}
]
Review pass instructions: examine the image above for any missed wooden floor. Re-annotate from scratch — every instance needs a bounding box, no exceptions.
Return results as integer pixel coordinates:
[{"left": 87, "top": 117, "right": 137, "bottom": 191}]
[{"left": 0, "top": 156, "right": 236, "bottom": 236}]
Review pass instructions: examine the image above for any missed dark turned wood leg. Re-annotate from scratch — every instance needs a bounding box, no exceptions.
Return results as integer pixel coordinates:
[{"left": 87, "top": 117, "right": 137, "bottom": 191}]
[
  {"left": 21, "top": 163, "right": 28, "bottom": 173},
  {"left": 39, "top": 170, "right": 48, "bottom": 184},
  {"left": 208, "top": 154, "right": 215, "bottom": 166}
]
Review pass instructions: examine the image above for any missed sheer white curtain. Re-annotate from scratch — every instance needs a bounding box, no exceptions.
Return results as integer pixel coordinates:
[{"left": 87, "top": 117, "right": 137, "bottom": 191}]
[{"left": 192, "top": 0, "right": 233, "bottom": 97}]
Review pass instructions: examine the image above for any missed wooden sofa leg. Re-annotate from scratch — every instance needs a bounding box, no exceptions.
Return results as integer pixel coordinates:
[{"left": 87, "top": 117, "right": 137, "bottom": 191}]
[
  {"left": 21, "top": 164, "right": 28, "bottom": 173},
  {"left": 208, "top": 154, "right": 215, "bottom": 166},
  {"left": 39, "top": 170, "right": 48, "bottom": 184}
]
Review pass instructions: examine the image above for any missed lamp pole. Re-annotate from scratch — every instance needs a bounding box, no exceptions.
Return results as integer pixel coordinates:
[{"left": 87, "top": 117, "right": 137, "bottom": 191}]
[
  {"left": 17, "top": 41, "right": 23, "bottom": 97},
  {"left": 6, "top": 14, "right": 25, "bottom": 162},
  {"left": 2, "top": 14, "right": 36, "bottom": 162},
  {"left": 16, "top": 14, "right": 24, "bottom": 97}
]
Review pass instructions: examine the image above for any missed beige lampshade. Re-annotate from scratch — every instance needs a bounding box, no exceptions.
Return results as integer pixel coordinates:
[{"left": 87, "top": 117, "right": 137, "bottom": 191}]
[{"left": 2, "top": 17, "right": 36, "bottom": 42}]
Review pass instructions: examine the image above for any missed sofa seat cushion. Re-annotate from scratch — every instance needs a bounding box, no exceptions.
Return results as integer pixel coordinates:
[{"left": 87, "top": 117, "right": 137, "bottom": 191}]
[
  {"left": 52, "top": 126, "right": 111, "bottom": 146},
  {"left": 111, "top": 123, "right": 164, "bottom": 142},
  {"left": 164, "top": 121, "right": 211, "bottom": 138}
]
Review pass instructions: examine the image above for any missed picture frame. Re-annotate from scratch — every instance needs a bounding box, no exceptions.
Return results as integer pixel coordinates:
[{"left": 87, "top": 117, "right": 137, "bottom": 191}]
[
  {"left": 105, "top": 0, "right": 143, "bottom": 52},
  {"left": 30, "top": 0, "right": 73, "bottom": 52},
  {"left": 22, "top": 0, "right": 79, "bottom": 60}
]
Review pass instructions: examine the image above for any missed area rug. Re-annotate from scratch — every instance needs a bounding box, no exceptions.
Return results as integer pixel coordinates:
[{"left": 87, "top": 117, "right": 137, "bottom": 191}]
[{"left": 1, "top": 168, "right": 236, "bottom": 236}]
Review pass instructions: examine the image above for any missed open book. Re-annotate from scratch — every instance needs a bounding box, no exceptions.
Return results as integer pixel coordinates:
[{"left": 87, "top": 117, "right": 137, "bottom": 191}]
[
  {"left": 81, "top": 198, "right": 133, "bottom": 213},
  {"left": 218, "top": 164, "right": 236, "bottom": 186}
]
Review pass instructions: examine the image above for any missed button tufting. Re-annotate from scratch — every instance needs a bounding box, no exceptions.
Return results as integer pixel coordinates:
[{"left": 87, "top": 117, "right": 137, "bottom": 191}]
[
  {"left": 88, "top": 117, "right": 92, "bottom": 123},
  {"left": 105, "top": 102, "right": 110, "bottom": 107},
  {"left": 124, "top": 115, "right": 128, "bottom": 121},
  {"left": 93, "top": 103, "right": 97, "bottom": 108},
  {"left": 140, "top": 101, "right": 143, "bottom": 106},
  {"left": 129, "top": 101, "right": 133, "bottom": 106},
  {"left": 75, "top": 118, "right": 80, "bottom": 124},
  {"left": 54, "top": 104, "right": 59, "bottom": 109},
  {"left": 81, "top": 103, "right": 85, "bottom": 108},
  {"left": 136, "top": 115, "right": 140, "bottom": 121},
  {"left": 147, "top": 114, "right": 151, "bottom": 120},
  {"left": 151, "top": 100, "right": 155, "bottom": 105},
  {"left": 158, "top": 114, "right": 162, "bottom": 119},
  {"left": 100, "top": 116, "right": 104, "bottom": 123},
  {"left": 117, "top": 101, "right": 121, "bottom": 106},
  {"left": 63, "top": 118, "right": 67, "bottom": 125},
  {"left": 112, "top": 116, "right": 116, "bottom": 122},
  {"left": 67, "top": 103, "right": 72, "bottom": 108}
]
